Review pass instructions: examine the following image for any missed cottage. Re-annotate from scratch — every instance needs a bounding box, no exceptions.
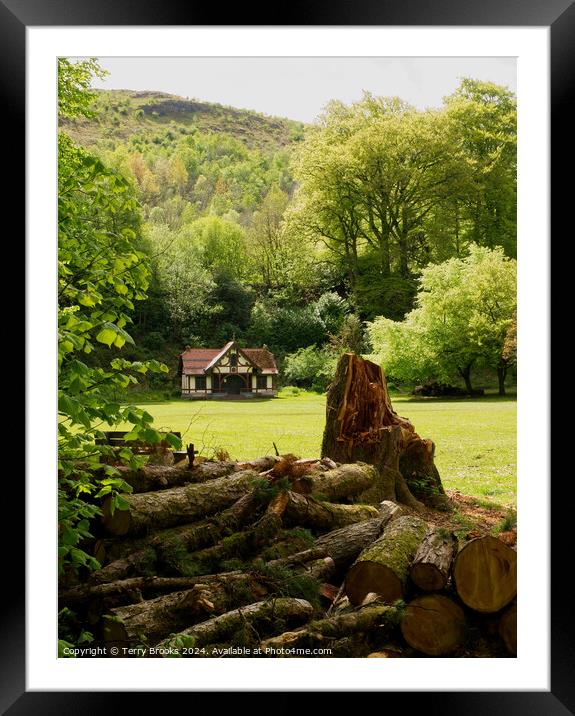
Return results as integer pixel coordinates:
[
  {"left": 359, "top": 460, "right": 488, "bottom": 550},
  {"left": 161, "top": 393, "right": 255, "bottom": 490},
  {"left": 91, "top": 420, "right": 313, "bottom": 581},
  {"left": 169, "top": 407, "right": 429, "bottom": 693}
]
[{"left": 179, "top": 341, "right": 278, "bottom": 399}]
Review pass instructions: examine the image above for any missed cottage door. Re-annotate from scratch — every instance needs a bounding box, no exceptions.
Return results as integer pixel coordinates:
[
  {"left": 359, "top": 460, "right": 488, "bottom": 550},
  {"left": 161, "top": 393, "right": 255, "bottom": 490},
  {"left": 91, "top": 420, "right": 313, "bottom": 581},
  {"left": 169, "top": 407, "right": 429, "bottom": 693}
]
[{"left": 225, "top": 374, "right": 243, "bottom": 395}]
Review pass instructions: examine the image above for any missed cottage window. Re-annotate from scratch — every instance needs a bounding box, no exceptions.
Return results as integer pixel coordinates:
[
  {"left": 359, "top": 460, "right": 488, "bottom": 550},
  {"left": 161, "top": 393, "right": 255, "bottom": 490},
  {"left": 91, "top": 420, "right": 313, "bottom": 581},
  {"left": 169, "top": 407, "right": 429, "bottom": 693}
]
[
  {"left": 257, "top": 374, "right": 268, "bottom": 390},
  {"left": 230, "top": 353, "right": 238, "bottom": 367},
  {"left": 195, "top": 376, "right": 206, "bottom": 390}
]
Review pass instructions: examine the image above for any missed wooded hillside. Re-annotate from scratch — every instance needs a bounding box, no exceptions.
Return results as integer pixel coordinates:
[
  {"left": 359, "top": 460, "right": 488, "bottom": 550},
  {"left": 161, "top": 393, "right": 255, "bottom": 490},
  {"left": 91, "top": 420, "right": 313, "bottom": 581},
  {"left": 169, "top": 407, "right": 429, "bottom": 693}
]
[{"left": 60, "top": 79, "right": 517, "bottom": 397}]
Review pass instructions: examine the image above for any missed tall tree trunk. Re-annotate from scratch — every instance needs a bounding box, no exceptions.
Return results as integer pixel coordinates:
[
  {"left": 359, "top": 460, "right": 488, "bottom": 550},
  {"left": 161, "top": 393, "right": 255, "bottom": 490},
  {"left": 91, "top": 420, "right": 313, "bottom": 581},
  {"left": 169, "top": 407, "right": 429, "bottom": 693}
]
[
  {"left": 399, "top": 206, "right": 409, "bottom": 277},
  {"left": 497, "top": 362, "right": 507, "bottom": 396},
  {"left": 458, "top": 363, "right": 474, "bottom": 394},
  {"left": 321, "top": 354, "right": 449, "bottom": 510}
]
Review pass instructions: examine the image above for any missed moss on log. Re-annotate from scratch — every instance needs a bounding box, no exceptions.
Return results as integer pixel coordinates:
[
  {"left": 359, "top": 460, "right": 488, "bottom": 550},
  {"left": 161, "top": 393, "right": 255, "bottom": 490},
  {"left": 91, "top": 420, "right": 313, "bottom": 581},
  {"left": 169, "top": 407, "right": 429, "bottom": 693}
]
[
  {"left": 261, "top": 603, "right": 401, "bottom": 654},
  {"left": 155, "top": 597, "right": 314, "bottom": 652},
  {"left": 101, "top": 469, "right": 259, "bottom": 536},
  {"left": 102, "top": 573, "right": 272, "bottom": 645},
  {"left": 299, "top": 463, "right": 378, "bottom": 501},
  {"left": 282, "top": 490, "right": 379, "bottom": 532},
  {"left": 345, "top": 515, "right": 427, "bottom": 605},
  {"left": 98, "top": 489, "right": 263, "bottom": 566}
]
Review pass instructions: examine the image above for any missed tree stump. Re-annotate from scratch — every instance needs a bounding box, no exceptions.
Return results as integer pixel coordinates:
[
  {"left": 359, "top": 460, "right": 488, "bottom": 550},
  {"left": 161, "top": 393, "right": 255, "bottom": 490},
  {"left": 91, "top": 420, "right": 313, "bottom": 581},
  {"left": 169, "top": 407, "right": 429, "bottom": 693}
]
[{"left": 321, "top": 354, "right": 449, "bottom": 510}]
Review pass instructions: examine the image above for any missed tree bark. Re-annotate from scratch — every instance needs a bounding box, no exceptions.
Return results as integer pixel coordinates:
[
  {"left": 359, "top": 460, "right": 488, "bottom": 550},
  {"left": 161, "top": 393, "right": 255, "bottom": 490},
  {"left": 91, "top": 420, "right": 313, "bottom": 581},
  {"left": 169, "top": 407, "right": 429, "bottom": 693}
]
[
  {"left": 409, "top": 529, "right": 458, "bottom": 591},
  {"left": 293, "top": 463, "right": 378, "bottom": 501},
  {"left": 91, "top": 548, "right": 157, "bottom": 585},
  {"left": 497, "top": 363, "right": 508, "bottom": 396},
  {"left": 261, "top": 603, "right": 400, "bottom": 654},
  {"left": 400, "top": 594, "right": 466, "bottom": 656},
  {"left": 398, "top": 439, "right": 450, "bottom": 509},
  {"left": 282, "top": 490, "right": 379, "bottom": 532},
  {"left": 98, "top": 490, "right": 263, "bottom": 566},
  {"left": 101, "top": 574, "right": 273, "bottom": 645},
  {"left": 297, "top": 557, "right": 336, "bottom": 583},
  {"left": 235, "top": 456, "right": 279, "bottom": 472},
  {"left": 111, "top": 464, "right": 192, "bottom": 493},
  {"left": 155, "top": 597, "right": 314, "bottom": 652},
  {"left": 345, "top": 515, "right": 427, "bottom": 605},
  {"left": 453, "top": 536, "right": 517, "bottom": 613},
  {"left": 60, "top": 575, "right": 239, "bottom": 607},
  {"left": 458, "top": 363, "right": 474, "bottom": 394},
  {"left": 101, "top": 469, "right": 259, "bottom": 536},
  {"left": 312, "top": 502, "right": 403, "bottom": 570},
  {"left": 189, "top": 492, "right": 288, "bottom": 567},
  {"left": 188, "top": 461, "right": 239, "bottom": 482},
  {"left": 498, "top": 603, "right": 517, "bottom": 655},
  {"left": 321, "top": 354, "right": 447, "bottom": 509}
]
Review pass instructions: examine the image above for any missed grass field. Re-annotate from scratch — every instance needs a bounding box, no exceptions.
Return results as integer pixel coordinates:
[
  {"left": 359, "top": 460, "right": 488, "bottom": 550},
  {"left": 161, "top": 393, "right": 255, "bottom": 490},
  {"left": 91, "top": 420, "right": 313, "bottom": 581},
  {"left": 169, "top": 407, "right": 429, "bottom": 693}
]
[{"left": 115, "top": 390, "right": 516, "bottom": 508}]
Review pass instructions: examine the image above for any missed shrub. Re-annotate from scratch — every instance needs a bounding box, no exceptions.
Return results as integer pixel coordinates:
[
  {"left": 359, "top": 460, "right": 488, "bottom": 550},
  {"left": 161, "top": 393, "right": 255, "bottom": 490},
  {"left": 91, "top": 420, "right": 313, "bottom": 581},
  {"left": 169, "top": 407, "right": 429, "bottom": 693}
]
[{"left": 283, "top": 346, "right": 336, "bottom": 392}]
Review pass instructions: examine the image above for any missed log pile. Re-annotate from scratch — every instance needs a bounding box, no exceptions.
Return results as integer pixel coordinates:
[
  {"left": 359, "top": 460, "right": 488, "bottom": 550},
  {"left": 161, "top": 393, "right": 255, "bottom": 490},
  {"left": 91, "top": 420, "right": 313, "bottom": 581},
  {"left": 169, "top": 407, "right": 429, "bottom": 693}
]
[{"left": 61, "top": 452, "right": 517, "bottom": 659}]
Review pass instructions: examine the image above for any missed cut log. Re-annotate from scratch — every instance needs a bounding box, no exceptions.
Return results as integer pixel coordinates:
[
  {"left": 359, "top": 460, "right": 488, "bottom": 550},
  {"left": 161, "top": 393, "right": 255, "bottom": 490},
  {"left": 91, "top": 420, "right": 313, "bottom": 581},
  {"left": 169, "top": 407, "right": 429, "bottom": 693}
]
[
  {"left": 453, "top": 536, "right": 517, "bottom": 613},
  {"left": 292, "top": 463, "right": 377, "bottom": 501},
  {"left": 261, "top": 603, "right": 400, "bottom": 654},
  {"left": 313, "top": 503, "right": 403, "bottom": 570},
  {"left": 297, "top": 557, "right": 336, "bottom": 582},
  {"left": 321, "top": 354, "right": 448, "bottom": 509},
  {"left": 498, "top": 603, "right": 517, "bottom": 655},
  {"left": 188, "top": 461, "right": 238, "bottom": 482},
  {"left": 410, "top": 529, "right": 458, "bottom": 591},
  {"left": 345, "top": 515, "right": 427, "bottom": 605},
  {"left": 101, "top": 469, "right": 259, "bottom": 536},
  {"left": 235, "top": 456, "right": 279, "bottom": 472},
  {"left": 155, "top": 597, "right": 314, "bottom": 651},
  {"left": 400, "top": 594, "right": 466, "bottom": 656},
  {"left": 268, "top": 547, "right": 329, "bottom": 569},
  {"left": 110, "top": 464, "right": 192, "bottom": 493},
  {"left": 190, "top": 492, "right": 288, "bottom": 567},
  {"left": 102, "top": 573, "right": 272, "bottom": 645},
  {"left": 378, "top": 500, "right": 404, "bottom": 521},
  {"left": 282, "top": 490, "right": 379, "bottom": 532},
  {"left": 99, "top": 489, "right": 262, "bottom": 566},
  {"left": 91, "top": 548, "right": 157, "bottom": 584},
  {"left": 59, "top": 573, "right": 249, "bottom": 617}
]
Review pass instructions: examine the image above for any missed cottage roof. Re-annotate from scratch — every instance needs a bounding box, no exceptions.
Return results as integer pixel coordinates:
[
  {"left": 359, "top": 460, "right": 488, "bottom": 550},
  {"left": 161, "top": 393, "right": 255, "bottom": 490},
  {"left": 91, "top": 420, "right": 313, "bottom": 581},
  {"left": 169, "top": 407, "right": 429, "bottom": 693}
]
[
  {"left": 243, "top": 349, "right": 278, "bottom": 373},
  {"left": 180, "top": 342, "right": 278, "bottom": 375}
]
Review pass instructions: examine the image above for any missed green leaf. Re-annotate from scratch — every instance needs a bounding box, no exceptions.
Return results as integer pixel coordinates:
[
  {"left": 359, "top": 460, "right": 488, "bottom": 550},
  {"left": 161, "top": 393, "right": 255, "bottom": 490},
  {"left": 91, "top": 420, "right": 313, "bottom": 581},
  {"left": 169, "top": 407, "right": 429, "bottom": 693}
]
[
  {"left": 58, "top": 640, "right": 76, "bottom": 658},
  {"left": 96, "top": 323, "right": 117, "bottom": 347},
  {"left": 114, "top": 495, "right": 131, "bottom": 511}
]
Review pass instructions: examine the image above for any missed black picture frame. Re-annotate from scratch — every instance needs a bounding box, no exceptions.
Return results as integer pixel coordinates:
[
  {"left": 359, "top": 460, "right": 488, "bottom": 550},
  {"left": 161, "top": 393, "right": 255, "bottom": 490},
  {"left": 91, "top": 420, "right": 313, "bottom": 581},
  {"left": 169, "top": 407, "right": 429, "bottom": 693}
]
[{"left": 11, "top": 0, "right": 566, "bottom": 712}]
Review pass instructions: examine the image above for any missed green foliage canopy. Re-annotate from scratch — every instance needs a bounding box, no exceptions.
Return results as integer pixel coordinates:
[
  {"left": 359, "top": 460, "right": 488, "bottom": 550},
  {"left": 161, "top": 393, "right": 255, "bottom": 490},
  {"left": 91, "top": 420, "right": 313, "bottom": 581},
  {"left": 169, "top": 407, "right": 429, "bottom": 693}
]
[{"left": 368, "top": 246, "right": 517, "bottom": 392}]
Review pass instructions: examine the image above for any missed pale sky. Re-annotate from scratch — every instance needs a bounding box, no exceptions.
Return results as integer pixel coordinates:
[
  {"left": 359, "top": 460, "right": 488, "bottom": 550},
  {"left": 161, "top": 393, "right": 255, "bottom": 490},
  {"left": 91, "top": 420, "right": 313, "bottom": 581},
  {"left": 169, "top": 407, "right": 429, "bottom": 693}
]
[{"left": 90, "top": 57, "right": 516, "bottom": 123}]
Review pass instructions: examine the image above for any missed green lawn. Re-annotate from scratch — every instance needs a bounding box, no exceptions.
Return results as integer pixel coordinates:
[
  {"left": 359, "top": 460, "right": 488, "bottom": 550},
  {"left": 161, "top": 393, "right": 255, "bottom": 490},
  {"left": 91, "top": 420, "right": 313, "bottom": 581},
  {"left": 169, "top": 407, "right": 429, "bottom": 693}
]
[{"left": 115, "top": 391, "right": 516, "bottom": 508}]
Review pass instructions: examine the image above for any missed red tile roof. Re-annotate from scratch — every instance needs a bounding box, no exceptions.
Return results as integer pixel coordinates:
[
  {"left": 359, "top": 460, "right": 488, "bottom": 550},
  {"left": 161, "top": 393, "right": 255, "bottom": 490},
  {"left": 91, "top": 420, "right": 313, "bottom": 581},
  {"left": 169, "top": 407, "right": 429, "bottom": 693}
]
[
  {"left": 243, "top": 348, "right": 278, "bottom": 373},
  {"left": 180, "top": 343, "right": 278, "bottom": 375},
  {"left": 181, "top": 348, "right": 221, "bottom": 375}
]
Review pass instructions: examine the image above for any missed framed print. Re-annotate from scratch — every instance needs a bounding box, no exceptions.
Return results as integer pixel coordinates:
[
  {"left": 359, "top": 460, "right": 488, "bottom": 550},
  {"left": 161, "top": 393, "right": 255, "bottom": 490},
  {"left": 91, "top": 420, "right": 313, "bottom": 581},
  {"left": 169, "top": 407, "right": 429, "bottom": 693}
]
[{"left": 10, "top": 0, "right": 568, "bottom": 711}]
